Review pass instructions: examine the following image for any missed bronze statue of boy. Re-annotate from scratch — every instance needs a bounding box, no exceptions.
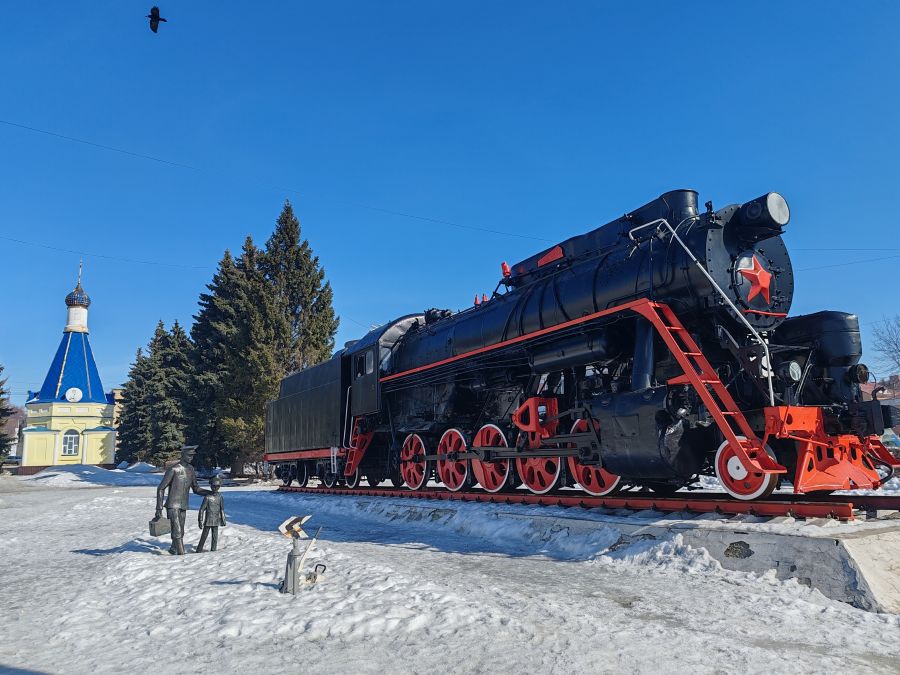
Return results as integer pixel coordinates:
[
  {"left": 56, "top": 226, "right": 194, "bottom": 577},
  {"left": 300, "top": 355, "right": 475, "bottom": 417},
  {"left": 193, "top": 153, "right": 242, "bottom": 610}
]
[
  {"left": 197, "top": 475, "right": 226, "bottom": 552},
  {"left": 155, "top": 445, "right": 210, "bottom": 555}
]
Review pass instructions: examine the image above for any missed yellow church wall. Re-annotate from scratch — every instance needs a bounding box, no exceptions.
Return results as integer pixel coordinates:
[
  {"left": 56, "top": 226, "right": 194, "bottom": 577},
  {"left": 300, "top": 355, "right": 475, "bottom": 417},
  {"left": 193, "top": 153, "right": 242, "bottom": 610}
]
[
  {"left": 21, "top": 401, "right": 116, "bottom": 467},
  {"left": 21, "top": 433, "right": 58, "bottom": 466},
  {"left": 83, "top": 432, "right": 115, "bottom": 464},
  {"left": 25, "top": 403, "right": 114, "bottom": 431}
]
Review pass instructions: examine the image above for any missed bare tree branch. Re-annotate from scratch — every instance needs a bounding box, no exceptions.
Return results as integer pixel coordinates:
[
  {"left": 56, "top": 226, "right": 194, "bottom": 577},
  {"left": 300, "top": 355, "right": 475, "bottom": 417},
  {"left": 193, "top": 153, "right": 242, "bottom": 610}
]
[{"left": 873, "top": 316, "right": 900, "bottom": 374}]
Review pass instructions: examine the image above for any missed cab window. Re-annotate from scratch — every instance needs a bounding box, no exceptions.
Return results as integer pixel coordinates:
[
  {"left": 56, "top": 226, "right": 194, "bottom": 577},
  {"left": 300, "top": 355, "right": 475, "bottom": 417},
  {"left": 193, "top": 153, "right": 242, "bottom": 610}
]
[{"left": 366, "top": 350, "right": 375, "bottom": 375}]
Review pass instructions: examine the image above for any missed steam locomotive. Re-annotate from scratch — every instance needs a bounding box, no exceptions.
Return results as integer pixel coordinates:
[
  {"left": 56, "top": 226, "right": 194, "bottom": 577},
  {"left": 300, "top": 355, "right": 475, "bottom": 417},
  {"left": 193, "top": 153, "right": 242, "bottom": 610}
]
[{"left": 264, "top": 189, "right": 900, "bottom": 500}]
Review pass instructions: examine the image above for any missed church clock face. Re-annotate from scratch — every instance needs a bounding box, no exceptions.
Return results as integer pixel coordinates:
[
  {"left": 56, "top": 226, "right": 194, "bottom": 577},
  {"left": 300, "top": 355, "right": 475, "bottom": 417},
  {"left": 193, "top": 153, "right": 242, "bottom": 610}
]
[{"left": 65, "top": 387, "right": 83, "bottom": 403}]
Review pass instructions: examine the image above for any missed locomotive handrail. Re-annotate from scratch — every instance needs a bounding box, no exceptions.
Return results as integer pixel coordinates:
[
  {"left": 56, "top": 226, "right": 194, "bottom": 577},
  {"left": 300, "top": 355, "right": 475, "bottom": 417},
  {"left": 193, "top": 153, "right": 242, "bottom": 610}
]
[{"left": 628, "top": 217, "right": 776, "bottom": 406}]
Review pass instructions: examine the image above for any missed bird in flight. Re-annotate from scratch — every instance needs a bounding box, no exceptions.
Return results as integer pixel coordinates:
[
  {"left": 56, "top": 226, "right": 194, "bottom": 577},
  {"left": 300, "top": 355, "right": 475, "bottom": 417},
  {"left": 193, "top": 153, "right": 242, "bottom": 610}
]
[{"left": 146, "top": 6, "right": 167, "bottom": 33}]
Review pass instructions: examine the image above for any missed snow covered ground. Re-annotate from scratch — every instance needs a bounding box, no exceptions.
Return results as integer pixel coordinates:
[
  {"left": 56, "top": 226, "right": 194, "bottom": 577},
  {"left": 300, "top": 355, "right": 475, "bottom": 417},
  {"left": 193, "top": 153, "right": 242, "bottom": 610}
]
[{"left": 3, "top": 472, "right": 900, "bottom": 673}]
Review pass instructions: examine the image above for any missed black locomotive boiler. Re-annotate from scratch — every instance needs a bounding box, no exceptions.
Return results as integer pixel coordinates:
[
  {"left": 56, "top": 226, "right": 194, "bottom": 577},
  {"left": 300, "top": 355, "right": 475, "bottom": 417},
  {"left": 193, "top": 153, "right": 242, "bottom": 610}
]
[{"left": 265, "top": 189, "right": 900, "bottom": 500}]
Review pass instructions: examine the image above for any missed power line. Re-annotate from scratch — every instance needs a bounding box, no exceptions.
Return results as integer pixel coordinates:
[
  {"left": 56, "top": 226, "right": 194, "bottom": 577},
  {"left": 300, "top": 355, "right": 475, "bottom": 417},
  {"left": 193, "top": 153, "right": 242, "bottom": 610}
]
[
  {"left": 0, "top": 119, "right": 199, "bottom": 171},
  {"left": 340, "top": 314, "right": 375, "bottom": 330},
  {"left": 797, "top": 253, "right": 900, "bottom": 272},
  {"left": 0, "top": 233, "right": 209, "bottom": 270},
  {"left": 0, "top": 236, "right": 374, "bottom": 327},
  {"left": 0, "top": 118, "right": 553, "bottom": 243}
]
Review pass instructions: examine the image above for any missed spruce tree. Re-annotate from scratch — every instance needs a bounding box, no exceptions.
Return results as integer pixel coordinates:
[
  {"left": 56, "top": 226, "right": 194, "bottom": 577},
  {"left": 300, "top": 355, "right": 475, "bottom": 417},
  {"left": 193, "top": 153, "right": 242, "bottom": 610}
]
[
  {"left": 188, "top": 250, "right": 244, "bottom": 468},
  {"left": 118, "top": 323, "right": 195, "bottom": 466},
  {"left": 261, "top": 201, "right": 339, "bottom": 372},
  {"left": 145, "top": 321, "right": 194, "bottom": 464},
  {"left": 217, "top": 237, "right": 290, "bottom": 474},
  {"left": 186, "top": 203, "right": 339, "bottom": 474},
  {"left": 116, "top": 349, "right": 154, "bottom": 464},
  {"left": 0, "top": 364, "right": 14, "bottom": 461}
]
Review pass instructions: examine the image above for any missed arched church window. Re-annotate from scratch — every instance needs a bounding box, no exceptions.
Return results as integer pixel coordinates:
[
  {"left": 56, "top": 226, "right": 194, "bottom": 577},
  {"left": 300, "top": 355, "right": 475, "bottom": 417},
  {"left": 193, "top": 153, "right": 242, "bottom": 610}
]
[{"left": 62, "top": 430, "right": 81, "bottom": 456}]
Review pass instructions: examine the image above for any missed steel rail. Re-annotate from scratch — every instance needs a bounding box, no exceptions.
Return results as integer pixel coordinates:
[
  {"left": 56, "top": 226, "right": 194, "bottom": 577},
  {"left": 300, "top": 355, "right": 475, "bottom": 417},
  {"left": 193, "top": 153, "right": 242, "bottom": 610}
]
[{"left": 275, "top": 484, "right": 866, "bottom": 521}]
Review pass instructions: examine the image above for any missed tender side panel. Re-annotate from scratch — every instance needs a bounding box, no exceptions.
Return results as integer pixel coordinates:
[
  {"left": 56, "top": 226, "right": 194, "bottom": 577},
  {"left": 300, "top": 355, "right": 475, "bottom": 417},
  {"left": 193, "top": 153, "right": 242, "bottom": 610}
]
[{"left": 266, "top": 356, "right": 346, "bottom": 455}]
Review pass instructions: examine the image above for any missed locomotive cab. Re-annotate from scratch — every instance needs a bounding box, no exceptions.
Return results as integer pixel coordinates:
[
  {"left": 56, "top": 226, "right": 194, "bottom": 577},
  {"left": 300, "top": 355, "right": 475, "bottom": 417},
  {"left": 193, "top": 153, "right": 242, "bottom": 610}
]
[{"left": 345, "top": 314, "right": 423, "bottom": 418}]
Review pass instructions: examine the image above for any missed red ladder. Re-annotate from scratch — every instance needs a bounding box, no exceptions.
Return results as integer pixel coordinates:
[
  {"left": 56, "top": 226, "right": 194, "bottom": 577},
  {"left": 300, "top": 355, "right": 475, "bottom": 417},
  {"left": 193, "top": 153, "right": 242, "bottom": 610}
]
[{"left": 633, "top": 300, "right": 786, "bottom": 475}]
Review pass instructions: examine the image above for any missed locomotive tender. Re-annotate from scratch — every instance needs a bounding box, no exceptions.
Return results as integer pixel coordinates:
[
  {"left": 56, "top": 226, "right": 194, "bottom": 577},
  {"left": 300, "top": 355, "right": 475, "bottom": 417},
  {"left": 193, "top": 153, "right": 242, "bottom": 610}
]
[{"left": 264, "top": 189, "right": 900, "bottom": 500}]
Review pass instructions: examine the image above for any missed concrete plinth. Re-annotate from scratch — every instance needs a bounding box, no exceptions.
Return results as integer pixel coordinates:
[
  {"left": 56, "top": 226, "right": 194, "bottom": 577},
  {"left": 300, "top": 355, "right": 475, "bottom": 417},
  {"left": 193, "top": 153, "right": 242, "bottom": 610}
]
[
  {"left": 350, "top": 497, "right": 900, "bottom": 613},
  {"left": 495, "top": 508, "right": 900, "bottom": 612}
]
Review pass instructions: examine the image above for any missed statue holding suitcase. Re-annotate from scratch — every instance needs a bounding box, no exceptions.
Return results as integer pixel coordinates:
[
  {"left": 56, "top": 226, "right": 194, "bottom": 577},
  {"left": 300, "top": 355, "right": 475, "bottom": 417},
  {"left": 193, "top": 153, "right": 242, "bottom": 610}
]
[{"left": 152, "top": 445, "right": 210, "bottom": 555}]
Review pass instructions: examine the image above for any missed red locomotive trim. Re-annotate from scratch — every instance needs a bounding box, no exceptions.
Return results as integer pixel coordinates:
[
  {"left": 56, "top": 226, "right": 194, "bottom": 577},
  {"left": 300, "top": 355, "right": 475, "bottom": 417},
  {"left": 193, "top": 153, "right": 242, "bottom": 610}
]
[
  {"left": 276, "top": 485, "right": 857, "bottom": 521},
  {"left": 762, "top": 406, "right": 900, "bottom": 492},
  {"left": 380, "top": 298, "right": 651, "bottom": 383},
  {"left": 264, "top": 448, "right": 342, "bottom": 462},
  {"left": 511, "top": 397, "right": 559, "bottom": 448},
  {"left": 744, "top": 309, "right": 788, "bottom": 317},
  {"left": 537, "top": 245, "right": 565, "bottom": 267},
  {"left": 343, "top": 417, "right": 375, "bottom": 476}
]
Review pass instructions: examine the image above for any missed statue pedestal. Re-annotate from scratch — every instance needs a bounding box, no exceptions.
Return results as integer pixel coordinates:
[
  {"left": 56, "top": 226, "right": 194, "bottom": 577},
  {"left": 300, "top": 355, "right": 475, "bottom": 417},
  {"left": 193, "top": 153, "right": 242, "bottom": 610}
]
[{"left": 280, "top": 538, "right": 305, "bottom": 594}]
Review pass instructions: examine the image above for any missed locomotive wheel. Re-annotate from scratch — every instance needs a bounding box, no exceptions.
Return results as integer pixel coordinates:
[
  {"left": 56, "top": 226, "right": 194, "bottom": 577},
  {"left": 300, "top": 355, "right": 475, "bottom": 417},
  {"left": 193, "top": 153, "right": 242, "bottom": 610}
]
[
  {"left": 714, "top": 436, "right": 778, "bottom": 501},
  {"left": 365, "top": 473, "right": 383, "bottom": 487},
  {"left": 400, "top": 434, "right": 431, "bottom": 490},
  {"left": 295, "top": 462, "right": 309, "bottom": 488},
  {"left": 516, "top": 455, "right": 562, "bottom": 494},
  {"left": 471, "top": 424, "right": 514, "bottom": 493},
  {"left": 345, "top": 468, "right": 362, "bottom": 489},
  {"left": 280, "top": 464, "right": 294, "bottom": 487},
  {"left": 322, "top": 471, "right": 340, "bottom": 488},
  {"left": 515, "top": 433, "right": 562, "bottom": 495},
  {"left": 566, "top": 419, "right": 621, "bottom": 497},
  {"left": 389, "top": 473, "right": 404, "bottom": 488},
  {"left": 436, "top": 428, "right": 471, "bottom": 492}
]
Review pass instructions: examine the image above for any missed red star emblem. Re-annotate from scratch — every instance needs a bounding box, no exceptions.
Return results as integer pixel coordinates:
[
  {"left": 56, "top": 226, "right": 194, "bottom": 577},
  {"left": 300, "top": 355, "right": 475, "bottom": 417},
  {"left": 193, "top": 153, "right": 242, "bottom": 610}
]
[{"left": 738, "top": 256, "right": 773, "bottom": 305}]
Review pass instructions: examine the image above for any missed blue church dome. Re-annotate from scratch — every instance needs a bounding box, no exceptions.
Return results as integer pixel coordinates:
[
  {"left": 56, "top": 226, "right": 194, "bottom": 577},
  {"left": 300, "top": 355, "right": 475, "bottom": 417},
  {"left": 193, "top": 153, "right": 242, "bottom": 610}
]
[
  {"left": 32, "top": 271, "right": 107, "bottom": 405},
  {"left": 65, "top": 282, "right": 91, "bottom": 308}
]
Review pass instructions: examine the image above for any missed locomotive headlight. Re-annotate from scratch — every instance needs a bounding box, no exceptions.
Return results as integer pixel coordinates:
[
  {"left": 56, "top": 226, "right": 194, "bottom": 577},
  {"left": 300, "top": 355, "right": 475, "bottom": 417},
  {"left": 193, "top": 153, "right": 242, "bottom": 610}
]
[
  {"left": 738, "top": 192, "right": 790, "bottom": 229},
  {"left": 736, "top": 192, "right": 790, "bottom": 243},
  {"left": 849, "top": 363, "right": 870, "bottom": 384},
  {"left": 778, "top": 360, "right": 803, "bottom": 382}
]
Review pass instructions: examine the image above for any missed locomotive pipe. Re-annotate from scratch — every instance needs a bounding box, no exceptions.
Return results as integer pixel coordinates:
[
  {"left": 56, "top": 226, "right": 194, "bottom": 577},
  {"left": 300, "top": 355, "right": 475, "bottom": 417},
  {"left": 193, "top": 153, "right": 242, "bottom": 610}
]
[{"left": 631, "top": 318, "right": 654, "bottom": 390}]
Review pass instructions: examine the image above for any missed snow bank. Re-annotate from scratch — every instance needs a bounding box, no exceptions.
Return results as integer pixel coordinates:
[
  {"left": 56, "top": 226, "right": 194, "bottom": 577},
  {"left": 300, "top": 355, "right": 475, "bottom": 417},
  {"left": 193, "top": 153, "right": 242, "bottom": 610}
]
[
  {"left": 21, "top": 465, "right": 162, "bottom": 488},
  {"left": 254, "top": 491, "right": 717, "bottom": 570}
]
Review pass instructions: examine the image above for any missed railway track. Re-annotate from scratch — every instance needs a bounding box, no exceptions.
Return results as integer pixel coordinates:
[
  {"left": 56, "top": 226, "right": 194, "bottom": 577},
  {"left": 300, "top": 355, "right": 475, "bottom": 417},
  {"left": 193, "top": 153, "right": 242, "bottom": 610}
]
[{"left": 276, "top": 484, "right": 900, "bottom": 521}]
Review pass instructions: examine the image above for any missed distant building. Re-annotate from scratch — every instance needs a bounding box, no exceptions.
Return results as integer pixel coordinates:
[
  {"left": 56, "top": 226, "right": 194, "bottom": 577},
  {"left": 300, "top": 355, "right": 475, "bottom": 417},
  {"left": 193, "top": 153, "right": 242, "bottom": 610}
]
[
  {"left": 17, "top": 270, "right": 117, "bottom": 474},
  {"left": 3, "top": 406, "right": 23, "bottom": 458},
  {"left": 861, "top": 380, "right": 900, "bottom": 408}
]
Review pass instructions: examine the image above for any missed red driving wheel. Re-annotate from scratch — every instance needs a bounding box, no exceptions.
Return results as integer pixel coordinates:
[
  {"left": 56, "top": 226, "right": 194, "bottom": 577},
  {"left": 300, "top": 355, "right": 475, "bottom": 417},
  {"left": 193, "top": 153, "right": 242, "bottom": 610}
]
[
  {"left": 471, "top": 424, "right": 514, "bottom": 493},
  {"left": 567, "top": 419, "right": 621, "bottom": 497},
  {"left": 515, "top": 432, "right": 562, "bottom": 495},
  {"left": 436, "top": 428, "right": 471, "bottom": 491},
  {"left": 400, "top": 433, "right": 430, "bottom": 490}
]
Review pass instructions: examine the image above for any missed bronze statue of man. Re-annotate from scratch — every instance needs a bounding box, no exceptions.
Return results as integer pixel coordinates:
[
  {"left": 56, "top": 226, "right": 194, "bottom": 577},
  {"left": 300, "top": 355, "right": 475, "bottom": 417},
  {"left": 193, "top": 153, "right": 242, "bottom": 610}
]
[{"left": 155, "top": 445, "right": 209, "bottom": 555}]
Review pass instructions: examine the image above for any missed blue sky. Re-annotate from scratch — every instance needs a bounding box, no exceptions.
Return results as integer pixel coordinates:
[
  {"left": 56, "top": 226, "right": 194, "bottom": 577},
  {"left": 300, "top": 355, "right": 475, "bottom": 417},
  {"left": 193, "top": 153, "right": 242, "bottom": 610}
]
[{"left": 2, "top": 2, "right": 899, "bottom": 404}]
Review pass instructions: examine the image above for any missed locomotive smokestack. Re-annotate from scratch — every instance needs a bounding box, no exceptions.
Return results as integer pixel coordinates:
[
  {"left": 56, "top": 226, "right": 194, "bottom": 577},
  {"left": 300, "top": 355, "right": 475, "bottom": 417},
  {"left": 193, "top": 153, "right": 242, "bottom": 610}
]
[
  {"left": 628, "top": 189, "right": 699, "bottom": 227},
  {"left": 735, "top": 192, "right": 790, "bottom": 243}
]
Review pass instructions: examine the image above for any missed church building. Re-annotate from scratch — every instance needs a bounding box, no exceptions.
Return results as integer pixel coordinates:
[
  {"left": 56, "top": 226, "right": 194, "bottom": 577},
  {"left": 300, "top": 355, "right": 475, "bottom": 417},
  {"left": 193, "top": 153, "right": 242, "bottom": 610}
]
[{"left": 18, "top": 271, "right": 117, "bottom": 474}]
